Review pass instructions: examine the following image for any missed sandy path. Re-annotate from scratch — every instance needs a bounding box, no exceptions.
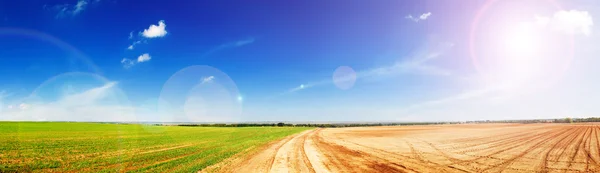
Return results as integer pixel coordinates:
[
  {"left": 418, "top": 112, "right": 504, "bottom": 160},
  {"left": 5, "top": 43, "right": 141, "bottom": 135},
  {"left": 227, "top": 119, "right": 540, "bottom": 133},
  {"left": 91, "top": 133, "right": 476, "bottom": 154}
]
[
  {"left": 202, "top": 129, "right": 327, "bottom": 173},
  {"left": 269, "top": 129, "right": 317, "bottom": 173}
]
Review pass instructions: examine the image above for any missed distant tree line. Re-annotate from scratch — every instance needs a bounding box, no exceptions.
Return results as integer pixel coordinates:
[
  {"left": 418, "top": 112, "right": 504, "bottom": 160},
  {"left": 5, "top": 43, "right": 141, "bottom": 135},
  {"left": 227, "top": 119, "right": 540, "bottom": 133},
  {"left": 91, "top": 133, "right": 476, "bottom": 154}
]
[
  {"left": 464, "top": 119, "right": 556, "bottom": 124},
  {"left": 483, "top": 117, "right": 600, "bottom": 124},
  {"left": 572, "top": 117, "right": 600, "bottom": 123},
  {"left": 464, "top": 117, "right": 600, "bottom": 124},
  {"left": 171, "top": 117, "right": 600, "bottom": 128},
  {"left": 175, "top": 122, "right": 462, "bottom": 128},
  {"left": 554, "top": 118, "right": 573, "bottom": 123}
]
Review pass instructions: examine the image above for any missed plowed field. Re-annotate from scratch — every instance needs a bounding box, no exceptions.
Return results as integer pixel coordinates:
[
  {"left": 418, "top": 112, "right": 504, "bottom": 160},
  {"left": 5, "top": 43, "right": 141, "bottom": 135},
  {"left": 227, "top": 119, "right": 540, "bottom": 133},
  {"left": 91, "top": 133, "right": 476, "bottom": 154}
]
[{"left": 206, "top": 124, "right": 600, "bottom": 173}]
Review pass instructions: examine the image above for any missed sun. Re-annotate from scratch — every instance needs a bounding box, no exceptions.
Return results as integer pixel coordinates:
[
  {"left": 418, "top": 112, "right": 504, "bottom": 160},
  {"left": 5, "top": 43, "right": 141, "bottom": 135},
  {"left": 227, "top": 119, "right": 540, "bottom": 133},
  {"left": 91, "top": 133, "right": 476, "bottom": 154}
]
[
  {"left": 503, "top": 23, "right": 540, "bottom": 57},
  {"left": 495, "top": 22, "right": 545, "bottom": 84},
  {"left": 469, "top": 0, "right": 574, "bottom": 89}
]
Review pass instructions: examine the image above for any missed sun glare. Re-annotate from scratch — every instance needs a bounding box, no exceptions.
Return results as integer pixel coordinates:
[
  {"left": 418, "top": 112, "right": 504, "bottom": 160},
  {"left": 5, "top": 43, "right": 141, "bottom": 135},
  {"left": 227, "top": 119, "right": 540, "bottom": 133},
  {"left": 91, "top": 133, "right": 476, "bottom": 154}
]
[
  {"left": 470, "top": 0, "right": 574, "bottom": 89},
  {"left": 503, "top": 23, "right": 540, "bottom": 57},
  {"left": 497, "top": 22, "right": 544, "bottom": 84}
]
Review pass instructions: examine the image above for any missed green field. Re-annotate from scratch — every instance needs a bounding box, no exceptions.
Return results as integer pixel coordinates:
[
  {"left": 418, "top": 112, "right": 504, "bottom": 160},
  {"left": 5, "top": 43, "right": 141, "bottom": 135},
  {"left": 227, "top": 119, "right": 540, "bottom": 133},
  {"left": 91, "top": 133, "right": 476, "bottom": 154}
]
[{"left": 0, "top": 122, "right": 311, "bottom": 172}]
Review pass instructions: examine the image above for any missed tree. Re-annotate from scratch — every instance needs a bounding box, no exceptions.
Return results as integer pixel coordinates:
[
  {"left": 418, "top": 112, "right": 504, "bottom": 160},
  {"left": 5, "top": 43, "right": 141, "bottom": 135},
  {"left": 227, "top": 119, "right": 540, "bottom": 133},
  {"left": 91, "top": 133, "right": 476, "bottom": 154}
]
[{"left": 565, "top": 117, "right": 573, "bottom": 123}]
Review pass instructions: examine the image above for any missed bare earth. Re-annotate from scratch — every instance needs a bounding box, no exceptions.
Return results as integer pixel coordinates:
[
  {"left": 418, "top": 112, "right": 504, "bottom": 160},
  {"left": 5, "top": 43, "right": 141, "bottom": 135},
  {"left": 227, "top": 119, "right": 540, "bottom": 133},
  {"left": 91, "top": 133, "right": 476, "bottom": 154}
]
[{"left": 203, "top": 123, "right": 600, "bottom": 173}]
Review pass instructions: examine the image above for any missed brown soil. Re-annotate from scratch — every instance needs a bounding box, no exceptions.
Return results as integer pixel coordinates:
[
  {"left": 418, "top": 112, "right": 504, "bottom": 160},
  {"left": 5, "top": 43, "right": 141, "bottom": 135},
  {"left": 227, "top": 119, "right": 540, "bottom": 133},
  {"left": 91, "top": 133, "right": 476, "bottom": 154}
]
[{"left": 206, "top": 123, "right": 600, "bottom": 173}]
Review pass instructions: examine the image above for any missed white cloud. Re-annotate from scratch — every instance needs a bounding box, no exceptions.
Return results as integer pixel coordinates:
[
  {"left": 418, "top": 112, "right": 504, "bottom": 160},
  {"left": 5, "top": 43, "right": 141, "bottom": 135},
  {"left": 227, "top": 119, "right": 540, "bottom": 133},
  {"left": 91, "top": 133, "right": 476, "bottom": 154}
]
[
  {"left": 141, "top": 20, "right": 168, "bottom": 38},
  {"left": 404, "top": 85, "right": 507, "bottom": 111},
  {"left": 279, "top": 41, "right": 453, "bottom": 95},
  {"left": 121, "top": 58, "right": 135, "bottom": 68},
  {"left": 46, "top": 0, "right": 98, "bottom": 18},
  {"left": 127, "top": 40, "right": 142, "bottom": 50},
  {"left": 126, "top": 21, "right": 166, "bottom": 50},
  {"left": 137, "top": 53, "right": 151, "bottom": 62},
  {"left": 234, "top": 38, "right": 255, "bottom": 47},
  {"left": 368, "top": 43, "right": 454, "bottom": 77},
  {"left": 73, "top": 0, "right": 88, "bottom": 15},
  {"left": 420, "top": 12, "right": 432, "bottom": 20},
  {"left": 0, "top": 82, "right": 137, "bottom": 122},
  {"left": 58, "top": 82, "right": 117, "bottom": 106},
  {"left": 201, "top": 37, "right": 255, "bottom": 58},
  {"left": 202, "top": 76, "right": 215, "bottom": 84},
  {"left": 406, "top": 12, "right": 432, "bottom": 22},
  {"left": 121, "top": 53, "right": 151, "bottom": 68},
  {"left": 535, "top": 10, "right": 594, "bottom": 36},
  {"left": 358, "top": 42, "right": 454, "bottom": 77}
]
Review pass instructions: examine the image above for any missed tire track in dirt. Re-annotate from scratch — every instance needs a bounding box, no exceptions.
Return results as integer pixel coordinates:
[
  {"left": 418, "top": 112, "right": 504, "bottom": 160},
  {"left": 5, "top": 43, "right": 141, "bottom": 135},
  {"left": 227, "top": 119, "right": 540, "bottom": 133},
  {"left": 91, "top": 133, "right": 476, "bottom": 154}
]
[
  {"left": 269, "top": 129, "right": 315, "bottom": 173},
  {"left": 440, "top": 126, "right": 560, "bottom": 159},
  {"left": 459, "top": 126, "right": 572, "bottom": 163},
  {"left": 323, "top": 135, "right": 459, "bottom": 172},
  {"left": 406, "top": 141, "right": 425, "bottom": 162},
  {"left": 303, "top": 129, "right": 330, "bottom": 173},
  {"left": 324, "top": 129, "right": 479, "bottom": 172},
  {"left": 440, "top": 126, "right": 554, "bottom": 151},
  {"left": 416, "top": 125, "right": 575, "bottom": 172},
  {"left": 592, "top": 126, "right": 600, "bottom": 171},
  {"left": 472, "top": 126, "right": 577, "bottom": 172},
  {"left": 375, "top": 141, "right": 468, "bottom": 172},
  {"left": 500, "top": 125, "right": 579, "bottom": 170},
  {"left": 596, "top": 126, "right": 600, "bottom": 160},
  {"left": 452, "top": 126, "right": 566, "bottom": 155},
  {"left": 204, "top": 129, "right": 329, "bottom": 173},
  {"left": 200, "top": 129, "right": 311, "bottom": 173},
  {"left": 311, "top": 129, "right": 412, "bottom": 173},
  {"left": 566, "top": 126, "right": 592, "bottom": 171},
  {"left": 544, "top": 126, "right": 587, "bottom": 172},
  {"left": 539, "top": 127, "right": 580, "bottom": 172},
  {"left": 321, "top": 125, "right": 580, "bottom": 172},
  {"left": 582, "top": 127, "right": 595, "bottom": 172}
]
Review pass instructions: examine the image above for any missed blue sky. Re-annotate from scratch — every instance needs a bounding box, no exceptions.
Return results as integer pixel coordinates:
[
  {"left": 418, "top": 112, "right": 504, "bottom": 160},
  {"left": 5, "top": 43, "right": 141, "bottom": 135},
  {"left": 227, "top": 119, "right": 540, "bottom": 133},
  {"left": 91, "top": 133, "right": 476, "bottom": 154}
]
[{"left": 0, "top": 0, "right": 598, "bottom": 122}]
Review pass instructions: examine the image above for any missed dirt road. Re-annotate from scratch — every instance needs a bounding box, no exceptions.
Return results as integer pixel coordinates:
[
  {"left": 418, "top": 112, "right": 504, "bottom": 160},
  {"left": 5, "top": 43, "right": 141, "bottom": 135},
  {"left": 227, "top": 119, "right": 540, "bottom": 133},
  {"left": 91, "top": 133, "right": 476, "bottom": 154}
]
[{"left": 204, "top": 124, "right": 600, "bottom": 173}]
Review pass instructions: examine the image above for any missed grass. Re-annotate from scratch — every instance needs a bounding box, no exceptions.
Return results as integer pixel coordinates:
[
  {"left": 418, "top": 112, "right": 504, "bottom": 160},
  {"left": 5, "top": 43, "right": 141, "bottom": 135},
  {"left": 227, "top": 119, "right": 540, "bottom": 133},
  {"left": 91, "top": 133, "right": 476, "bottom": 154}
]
[{"left": 0, "top": 122, "right": 312, "bottom": 172}]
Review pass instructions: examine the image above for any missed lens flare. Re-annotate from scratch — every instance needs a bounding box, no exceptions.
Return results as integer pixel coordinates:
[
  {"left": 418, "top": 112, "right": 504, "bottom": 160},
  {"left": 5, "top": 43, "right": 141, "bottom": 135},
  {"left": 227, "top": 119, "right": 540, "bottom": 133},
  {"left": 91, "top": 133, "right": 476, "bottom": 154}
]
[
  {"left": 332, "top": 66, "right": 357, "bottom": 90},
  {"left": 158, "top": 65, "right": 242, "bottom": 122}
]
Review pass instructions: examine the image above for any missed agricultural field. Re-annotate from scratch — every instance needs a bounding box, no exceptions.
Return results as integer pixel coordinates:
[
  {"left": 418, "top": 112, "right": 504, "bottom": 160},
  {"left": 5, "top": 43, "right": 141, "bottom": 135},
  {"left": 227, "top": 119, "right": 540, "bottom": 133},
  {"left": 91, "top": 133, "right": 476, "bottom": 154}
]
[
  {"left": 214, "top": 123, "right": 600, "bottom": 173},
  {"left": 0, "top": 122, "right": 311, "bottom": 172},
  {"left": 3, "top": 122, "right": 599, "bottom": 173}
]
